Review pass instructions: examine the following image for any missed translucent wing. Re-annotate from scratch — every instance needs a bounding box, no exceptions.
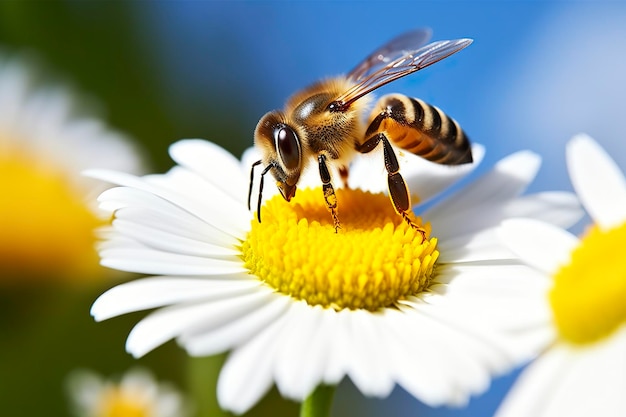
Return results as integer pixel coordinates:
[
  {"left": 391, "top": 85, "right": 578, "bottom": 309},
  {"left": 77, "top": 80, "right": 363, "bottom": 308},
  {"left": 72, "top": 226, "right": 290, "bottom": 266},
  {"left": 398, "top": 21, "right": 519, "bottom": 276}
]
[
  {"left": 347, "top": 28, "right": 433, "bottom": 83},
  {"left": 337, "top": 37, "right": 473, "bottom": 109}
]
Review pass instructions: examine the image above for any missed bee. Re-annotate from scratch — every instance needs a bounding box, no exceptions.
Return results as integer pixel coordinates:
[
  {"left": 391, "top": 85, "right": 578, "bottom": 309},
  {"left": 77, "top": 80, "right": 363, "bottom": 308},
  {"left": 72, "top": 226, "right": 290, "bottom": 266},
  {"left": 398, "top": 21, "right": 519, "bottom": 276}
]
[{"left": 248, "top": 28, "right": 473, "bottom": 239}]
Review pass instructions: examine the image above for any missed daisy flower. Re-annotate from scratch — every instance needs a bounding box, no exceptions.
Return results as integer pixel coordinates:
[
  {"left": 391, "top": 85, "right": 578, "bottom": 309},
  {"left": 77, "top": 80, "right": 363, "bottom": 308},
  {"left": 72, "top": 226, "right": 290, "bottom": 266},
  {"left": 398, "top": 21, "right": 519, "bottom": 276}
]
[
  {"left": 89, "top": 138, "right": 581, "bottom": 415},
  {"left": 0, "top": 52, "right": 143, "bottom": 282},
  {"left": 496, "top": 134, "right": 626, "bottom": 417},
  {"left": 67, "top": 368, "right": 190, "bottom": 417}
]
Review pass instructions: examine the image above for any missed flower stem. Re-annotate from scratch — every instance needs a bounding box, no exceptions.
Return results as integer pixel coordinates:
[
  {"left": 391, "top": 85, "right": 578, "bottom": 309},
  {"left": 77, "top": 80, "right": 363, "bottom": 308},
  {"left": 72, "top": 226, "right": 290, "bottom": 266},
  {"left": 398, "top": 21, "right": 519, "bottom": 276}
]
[
  {"left": 187, "top": 354, "right": 230, "bottom": 417},
  {"left": 300, "top": 385, "right": 336, "bottom": 417}
]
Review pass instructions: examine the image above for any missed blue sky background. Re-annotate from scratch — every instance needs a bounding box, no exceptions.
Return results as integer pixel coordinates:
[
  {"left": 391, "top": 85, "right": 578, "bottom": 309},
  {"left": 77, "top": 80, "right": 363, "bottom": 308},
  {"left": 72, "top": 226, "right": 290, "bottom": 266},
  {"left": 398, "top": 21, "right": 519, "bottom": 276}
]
[
  {"left": 126, "top": 2, "right": 626, "bottom": 416},
  {"left": 138, "top": 1, "right": 626, "bottom": 197}
]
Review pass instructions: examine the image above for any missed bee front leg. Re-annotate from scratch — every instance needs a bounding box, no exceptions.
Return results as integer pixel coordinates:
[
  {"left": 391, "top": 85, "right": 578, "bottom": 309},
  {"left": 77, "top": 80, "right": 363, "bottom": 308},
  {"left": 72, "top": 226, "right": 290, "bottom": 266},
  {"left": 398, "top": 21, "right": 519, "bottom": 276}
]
[
  {"left": 318, "top": 154, "right": 341, "bottom": 232},
  {"left": 356, "top": 133, "right": 426, "bottom": 242}
]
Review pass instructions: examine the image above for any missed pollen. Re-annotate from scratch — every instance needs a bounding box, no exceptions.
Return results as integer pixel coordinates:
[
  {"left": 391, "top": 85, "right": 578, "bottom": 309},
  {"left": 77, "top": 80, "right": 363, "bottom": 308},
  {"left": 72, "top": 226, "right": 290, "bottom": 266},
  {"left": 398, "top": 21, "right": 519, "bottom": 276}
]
[
  {"left": 0, "top": 150, "right": 101, "bottom": 281},
  {"left": 550, "top": 222, "right": 626, "bottom": 345},
  {"left": 241, "top": 188, "right": 439, "bottom": 310}
]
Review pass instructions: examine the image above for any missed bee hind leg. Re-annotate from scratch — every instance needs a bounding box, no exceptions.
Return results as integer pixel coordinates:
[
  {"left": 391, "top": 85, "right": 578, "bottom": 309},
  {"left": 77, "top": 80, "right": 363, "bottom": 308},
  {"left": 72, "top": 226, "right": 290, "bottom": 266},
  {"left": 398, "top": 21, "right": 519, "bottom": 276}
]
[{"left": 356, "top": 133, "right": 426, "bottom": 242}]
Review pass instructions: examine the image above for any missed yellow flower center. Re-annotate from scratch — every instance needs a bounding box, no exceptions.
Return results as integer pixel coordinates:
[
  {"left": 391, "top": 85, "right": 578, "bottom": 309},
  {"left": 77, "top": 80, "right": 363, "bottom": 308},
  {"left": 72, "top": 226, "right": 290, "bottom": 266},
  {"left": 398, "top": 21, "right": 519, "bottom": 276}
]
[
  {"left": 0, "top": 150, "right": 101, "bottom": 282},
  {"left": 241, "top": 188, "right": 439, "bottom": 310},
  {"left": 550, "top": 222, "right": 626, "bottom": 344},
  {"left": 96, "top": 386, "right": 153, "bottom": 417}
]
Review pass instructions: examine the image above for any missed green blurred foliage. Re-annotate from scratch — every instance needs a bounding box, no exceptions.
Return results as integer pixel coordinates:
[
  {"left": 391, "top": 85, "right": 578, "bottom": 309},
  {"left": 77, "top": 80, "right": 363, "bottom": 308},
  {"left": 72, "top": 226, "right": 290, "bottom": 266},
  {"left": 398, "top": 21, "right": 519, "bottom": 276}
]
[
  {"left": 0, "top": 284, "right": 186, "bottom": 416},
  {"left": 188, "top": 356, "right": 300, "bottom": 417},
  {"left": 0, "top": 284, "right": 298, "bottom": 417},
  {"left": 0, "top": 1, "right": 289, "bottom": 416},
  {"left": 0, "top": 0, "right": 176, "bottom": 169},
  {"left": 0, "top": 0, "right": 252, "bottom": 170}
]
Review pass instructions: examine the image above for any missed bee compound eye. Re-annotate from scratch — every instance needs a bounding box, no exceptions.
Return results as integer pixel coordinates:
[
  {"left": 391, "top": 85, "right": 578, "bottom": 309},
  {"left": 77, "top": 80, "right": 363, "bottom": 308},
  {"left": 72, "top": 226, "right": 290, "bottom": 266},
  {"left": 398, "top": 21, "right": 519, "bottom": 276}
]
[{"left": 275, "top": 125, "right": 301, "bottom": 171}]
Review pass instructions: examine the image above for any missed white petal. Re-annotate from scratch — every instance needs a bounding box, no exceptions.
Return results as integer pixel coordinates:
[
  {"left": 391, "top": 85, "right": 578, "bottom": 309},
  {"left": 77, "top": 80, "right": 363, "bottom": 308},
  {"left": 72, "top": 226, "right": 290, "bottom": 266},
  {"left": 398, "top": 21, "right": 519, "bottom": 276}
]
[
  {"left": 126, "top": 288, "right": 276, "bottom": 358},
  {"left": 406, "top": 298, "right": 513, "bottom": 368},
  {"left": 65, "top": 121, "right": 144, "bottom": 176},
  {"left": 180, "top": 295, "right": 291, "bottom": 356},
  {"left": 344, "top": 152, "right": 386, "bottom": 193},
  {"left": 91, "top": 276, "right": 261, "bottom": 321},
  {"left": 499, "top": 219, "right": 580, "bottom": 274},
  {"left": 429, "top": 205, "right": 507, "bottom": 240},
  {"left": 0, "top": 58, "right": 30, "bottom": 125},
  {"left": 499, "top": 333, "right": 626, "bottom": 417},
  {"left": 437, "top": 228, "right": 515, "bottom": 263},
  {"left": 147, "top": 166, "right": 250, "bottom": 230},
  {"left": 404, "top": 143, "right": 485, "bottom": 202},
  {"left": 565, "top": 333, "right": 626, "bottom": 417},
  {"left": 383, "top": 310, "right": 452, "bottom": 404},
  {"left": 503, "top": 191, "right": 583, "bottom": 228},
  {"left": 385, "top": 306, "right": 496, "bottom": 406},
  {"left": 594, "top": 327, "right": 626, "bottom": 416},
  {"left": 567, "top": 133, "right": 626, "bottom": 229},
  {"left": 431, "top": 189, "right": 581, "bottom": 243},
  {"left": 66, "top": 370, "right": 105, "bottom": 411},
  {"left": 87, "top": 169, "right": 249, "bottom": 238},
  {"left": 290, "top": 308, "right": 336, "bottom": 396},
  {"left": 431, "top": 264, "right": 552, "bottom": 333},
  {"left": 495, "top": 345, "right": 570, "bottom": 417},
  {"left": 541, "top": 345, "right": 614, "bottom": 417},
  {"left": 423, "top": 151, "right": 541, "bottom": 238},
  {"left": 99, "top": 187, "right": 238, "bottom": 248},
  {"left": 342, "top": 310, "right": 395, "bottom": 397},
  {"left": 168, "top": 139, "right": 248, "bottom": 203},
  {"left": 322, "top": 309, "right": 352, "bottom": 385},
  {"left": 97, "top": 235, "right": 157, "bottom": 252},
  {"left": 402, "top": 300, "right": 544, "bottom": 373},
  {"left": 273, "top": 303, "right": 328, "bottom": 400},
  {"left": 434, "top": 264, "right": 551, "bottom": 301},
  {"left": 218, "top": 305, "right": 295, "bottom": 414},
  {"left": 111, "top": 218, "right": 239, "bottom": 258},
  {"left": 100, "top": 247, "right": 246, "bottom": 276}
]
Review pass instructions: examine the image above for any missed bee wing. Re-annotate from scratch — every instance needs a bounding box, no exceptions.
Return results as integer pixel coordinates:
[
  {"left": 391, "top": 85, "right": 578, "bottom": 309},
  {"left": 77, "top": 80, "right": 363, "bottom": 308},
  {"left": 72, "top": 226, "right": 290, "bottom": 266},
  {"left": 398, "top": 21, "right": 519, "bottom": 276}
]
[
  {"left": 338, "top": 37, "right": 473, "bottom": 108},
  {"left": 347, "top": 28, "right": 433, "bottom": 83}
]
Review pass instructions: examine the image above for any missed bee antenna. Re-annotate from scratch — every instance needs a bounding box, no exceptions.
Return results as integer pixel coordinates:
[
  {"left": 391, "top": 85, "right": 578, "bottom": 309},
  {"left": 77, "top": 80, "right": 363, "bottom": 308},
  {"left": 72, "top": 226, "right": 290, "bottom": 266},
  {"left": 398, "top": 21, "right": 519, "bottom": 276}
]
[{"left": 248, "top": 160, "right": 263, "bottom": 211}]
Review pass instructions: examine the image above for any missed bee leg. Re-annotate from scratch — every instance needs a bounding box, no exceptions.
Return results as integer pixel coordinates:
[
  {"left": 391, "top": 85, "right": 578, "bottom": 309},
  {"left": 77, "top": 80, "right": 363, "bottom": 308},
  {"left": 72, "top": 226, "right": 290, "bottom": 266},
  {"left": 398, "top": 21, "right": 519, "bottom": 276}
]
[
  {"left": 248, "top": 160, "right": 275, "bottom": 223},
  {"left": 356, "top": 133, "right": 426, "bottom": 242},
  {"left": 318, "top": 154, "right": 341, "bottom": 232}
]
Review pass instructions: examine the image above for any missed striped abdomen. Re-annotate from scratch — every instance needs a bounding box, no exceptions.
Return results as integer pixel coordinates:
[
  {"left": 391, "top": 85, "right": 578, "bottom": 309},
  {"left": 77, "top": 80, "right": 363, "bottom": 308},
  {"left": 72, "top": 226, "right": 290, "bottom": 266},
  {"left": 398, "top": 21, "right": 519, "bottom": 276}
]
[{"left": 364, "top": 93, "right": 472, "bottom": 165}]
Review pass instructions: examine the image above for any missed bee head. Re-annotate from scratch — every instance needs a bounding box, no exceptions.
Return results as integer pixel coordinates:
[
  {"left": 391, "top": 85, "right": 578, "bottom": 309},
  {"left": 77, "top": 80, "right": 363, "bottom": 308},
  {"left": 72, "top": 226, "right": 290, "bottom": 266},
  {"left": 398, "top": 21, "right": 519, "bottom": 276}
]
[{"left": 254, "top": 111, "right": 303, "bottom": 202}]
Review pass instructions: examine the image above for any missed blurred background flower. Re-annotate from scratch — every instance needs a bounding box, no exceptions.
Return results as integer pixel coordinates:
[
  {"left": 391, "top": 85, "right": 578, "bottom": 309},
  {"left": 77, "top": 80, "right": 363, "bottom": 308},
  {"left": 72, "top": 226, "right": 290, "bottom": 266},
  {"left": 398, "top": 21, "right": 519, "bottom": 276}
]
[
  {"left": 67, "top": 367, "right": 191, "bottom": 417},
  {"left": 0, "top": 51, "right": 144, "bottom": 283},
  {"left": 495, "top": 135, "right": 626, "bottom": 417},
  {"left": 0, "top": 1, "right": 624, "bottom": 416}
]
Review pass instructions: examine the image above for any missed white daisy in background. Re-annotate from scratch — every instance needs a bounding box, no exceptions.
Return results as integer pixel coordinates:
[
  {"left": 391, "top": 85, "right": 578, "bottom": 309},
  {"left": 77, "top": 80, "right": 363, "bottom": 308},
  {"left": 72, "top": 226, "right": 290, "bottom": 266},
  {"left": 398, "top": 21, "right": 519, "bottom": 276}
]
[
  {"left": 67, "top": 367, "right": 190, "bottom": 417},
  {"left": 496, "top": 134, "right": 626, "bottom": 417},
  {"left": 0, "top": 52, "right": 144, "bottom": 282},
  {"left": 89, "top": 138, "right": 582, "bottom": 415}
]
